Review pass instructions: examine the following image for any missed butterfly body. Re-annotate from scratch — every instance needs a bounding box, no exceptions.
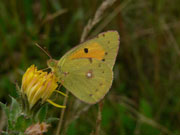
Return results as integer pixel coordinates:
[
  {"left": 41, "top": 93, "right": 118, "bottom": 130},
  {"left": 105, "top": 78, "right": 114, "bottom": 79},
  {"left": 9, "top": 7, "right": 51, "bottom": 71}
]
[{"left": 47, "top": 31, "right": 120, "bottom": 104}]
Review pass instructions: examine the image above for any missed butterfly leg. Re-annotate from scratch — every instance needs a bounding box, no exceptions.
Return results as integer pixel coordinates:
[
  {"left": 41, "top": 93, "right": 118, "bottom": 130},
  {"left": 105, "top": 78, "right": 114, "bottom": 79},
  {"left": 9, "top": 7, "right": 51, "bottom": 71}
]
[{"left": 54, "top": 81, "right": 67, "bottom": 97}]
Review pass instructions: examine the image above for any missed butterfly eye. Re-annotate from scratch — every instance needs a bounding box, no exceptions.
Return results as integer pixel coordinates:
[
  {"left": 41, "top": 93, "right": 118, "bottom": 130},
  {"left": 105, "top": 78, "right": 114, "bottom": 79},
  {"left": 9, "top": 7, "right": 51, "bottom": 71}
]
[
  {"left": 84, "top": 48, "right": 89, "bottom": 53},
  {"left": 47, "top": 59, "right": 57, "bottom": 69}
]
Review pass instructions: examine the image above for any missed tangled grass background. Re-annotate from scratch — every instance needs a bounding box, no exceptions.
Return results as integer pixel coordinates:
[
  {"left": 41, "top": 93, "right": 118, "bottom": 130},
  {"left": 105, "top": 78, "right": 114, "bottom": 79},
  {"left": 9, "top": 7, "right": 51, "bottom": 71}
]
[{"left": 0, "top": 0, "right": 180, "bottom": 134}]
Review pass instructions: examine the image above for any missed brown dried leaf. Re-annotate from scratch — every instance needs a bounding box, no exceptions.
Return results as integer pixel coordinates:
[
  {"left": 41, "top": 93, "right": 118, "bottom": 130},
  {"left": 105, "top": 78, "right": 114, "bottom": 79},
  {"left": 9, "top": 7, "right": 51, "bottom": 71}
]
[{"left": 25, "top": 122, "right": 50, "bottom": 135}]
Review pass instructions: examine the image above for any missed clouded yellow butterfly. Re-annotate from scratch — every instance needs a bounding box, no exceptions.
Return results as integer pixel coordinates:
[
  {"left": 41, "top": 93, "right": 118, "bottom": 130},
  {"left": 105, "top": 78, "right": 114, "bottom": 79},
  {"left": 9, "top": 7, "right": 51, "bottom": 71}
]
[{"left": 47, "top": 31, "right": 120, "bottom": 104}]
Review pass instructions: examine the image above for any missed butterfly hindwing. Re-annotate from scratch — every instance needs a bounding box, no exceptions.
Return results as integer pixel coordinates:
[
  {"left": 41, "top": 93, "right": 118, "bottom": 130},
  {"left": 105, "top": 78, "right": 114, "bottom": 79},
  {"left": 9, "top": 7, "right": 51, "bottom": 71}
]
[{"left": 57, "top": 58, "right": 113, "bottom": 104}]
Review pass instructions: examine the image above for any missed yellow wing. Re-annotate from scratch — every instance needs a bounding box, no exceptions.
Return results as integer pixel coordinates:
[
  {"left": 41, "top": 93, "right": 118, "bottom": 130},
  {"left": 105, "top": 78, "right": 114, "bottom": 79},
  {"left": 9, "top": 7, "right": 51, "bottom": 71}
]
[
  {"left": 48, "top": 31, "right": 119, "bottom": 103},
  {"left": 59, "top": 31, "right": 120, "bottom": 69},
  {"left": 55, "top": 58, "right": 113, "bottom": 104}
]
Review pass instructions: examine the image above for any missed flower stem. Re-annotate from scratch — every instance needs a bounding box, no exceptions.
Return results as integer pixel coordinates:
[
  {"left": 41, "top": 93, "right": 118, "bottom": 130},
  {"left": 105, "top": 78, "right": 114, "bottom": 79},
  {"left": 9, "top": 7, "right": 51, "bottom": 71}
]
[{"left": 56, "top": 90, "right": 69, "bottom": 135}]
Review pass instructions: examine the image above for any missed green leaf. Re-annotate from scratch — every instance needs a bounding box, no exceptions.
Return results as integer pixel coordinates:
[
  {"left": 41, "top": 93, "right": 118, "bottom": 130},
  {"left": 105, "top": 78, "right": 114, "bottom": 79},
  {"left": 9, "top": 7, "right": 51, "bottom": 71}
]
[
  {"left": 118, "top": 104, "right": 135, "bottom": 134},
  {"left": 1, "top": 131, "right": 8, "bottom": 135},
  {"left": 15, "top": 115, "right": 32, "bottom": 132},
  {"left": 140, "top": 123, "right": 160, "bottom": 135},
  {"left": 0, "top": 102, "right": 9, "bottom": 118},
  {"left": 46, "top": 117, "right": 59, "bottom": 123},
  {"left": 0, "top": 102, "right": 13, "bottom": 130},
  {"left": 140, "top": 99, "right": 152, "bottom": 118},
  {"left": 67, "top": 121, "right": 77, "bottom": 135},
  {"left": 35, "top": 104, "right": 48, "bottom": 122},
  {"left": 10, "top": 96, "right": 21, "bottom": 121},
  {"left": 102, "top": 105, "right": 114, "bottom": 128}
]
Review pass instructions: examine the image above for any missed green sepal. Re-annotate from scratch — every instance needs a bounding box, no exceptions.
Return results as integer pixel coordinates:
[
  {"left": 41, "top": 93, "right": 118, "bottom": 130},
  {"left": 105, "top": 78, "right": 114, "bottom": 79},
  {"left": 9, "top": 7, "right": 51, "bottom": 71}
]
[{"left": 35, "top": 104, "right": 48, "bottom": 122}]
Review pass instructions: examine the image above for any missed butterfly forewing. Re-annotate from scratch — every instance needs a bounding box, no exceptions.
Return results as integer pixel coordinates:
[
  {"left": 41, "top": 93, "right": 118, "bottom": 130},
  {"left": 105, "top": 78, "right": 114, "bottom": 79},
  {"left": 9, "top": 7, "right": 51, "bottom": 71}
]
[
  {"left": 58, "top": 31, "right": 119, "bottom": 69},
  {"left": 95, "top": 31, "right": 119, "bottom": 69}
]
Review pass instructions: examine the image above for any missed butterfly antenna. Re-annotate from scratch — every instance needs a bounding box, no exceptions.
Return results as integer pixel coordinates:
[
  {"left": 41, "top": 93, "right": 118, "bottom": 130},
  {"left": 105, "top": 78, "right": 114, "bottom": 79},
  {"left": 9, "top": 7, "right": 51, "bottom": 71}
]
[
  {"left": 41, "top": 67, "right": 50, "bottom": 71},
  {"left": 34, "top": 43, "right": 52, "bottom": 59}
]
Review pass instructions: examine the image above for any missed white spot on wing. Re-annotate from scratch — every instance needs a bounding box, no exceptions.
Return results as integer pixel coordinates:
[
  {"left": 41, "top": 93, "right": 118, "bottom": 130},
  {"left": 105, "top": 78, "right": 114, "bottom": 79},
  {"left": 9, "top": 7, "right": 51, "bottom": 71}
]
[
  {"left": 86, "top": 70, "right": 93, "bottom": 78},
  {"left": 87, "top": 72, "right": 92, "bottom": 77}
]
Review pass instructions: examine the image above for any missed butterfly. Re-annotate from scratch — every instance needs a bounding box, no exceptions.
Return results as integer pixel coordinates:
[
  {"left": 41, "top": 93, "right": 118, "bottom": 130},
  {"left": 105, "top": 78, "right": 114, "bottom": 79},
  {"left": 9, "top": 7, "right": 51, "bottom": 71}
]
[{"left": 47, "top": 31, "right": 120, "bottom": 104}]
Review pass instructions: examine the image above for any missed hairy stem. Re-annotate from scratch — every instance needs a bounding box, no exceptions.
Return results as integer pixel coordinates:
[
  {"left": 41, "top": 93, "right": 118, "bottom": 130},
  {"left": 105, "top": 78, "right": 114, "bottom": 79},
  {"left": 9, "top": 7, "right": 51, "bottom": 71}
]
[
  {"left": 56, "top": 90, "right": 69, "bottom": 135},
  {"left": 94, "top": 101, "right": 104, "bottom": 135}
]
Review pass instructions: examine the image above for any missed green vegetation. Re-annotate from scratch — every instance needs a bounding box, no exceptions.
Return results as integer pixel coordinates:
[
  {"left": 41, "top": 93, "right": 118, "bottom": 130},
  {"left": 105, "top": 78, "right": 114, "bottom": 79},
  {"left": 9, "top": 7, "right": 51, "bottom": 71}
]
[{"left": 0, "top": 0, "right": 180, "bottom": 134}]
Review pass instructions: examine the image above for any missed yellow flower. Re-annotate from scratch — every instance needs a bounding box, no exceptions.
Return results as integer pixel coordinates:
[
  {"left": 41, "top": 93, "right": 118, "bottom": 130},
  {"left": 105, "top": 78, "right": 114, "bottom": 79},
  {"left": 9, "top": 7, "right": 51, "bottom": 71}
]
[{"left": 21, "top": 65, "right": 66, "bottom": 109}]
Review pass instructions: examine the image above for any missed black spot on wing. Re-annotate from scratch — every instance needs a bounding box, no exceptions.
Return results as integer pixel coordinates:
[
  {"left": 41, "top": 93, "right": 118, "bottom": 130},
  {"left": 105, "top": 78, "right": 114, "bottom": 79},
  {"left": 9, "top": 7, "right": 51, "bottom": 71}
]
[
  {"left": 84, "top": 48, "right": 88, "bottom": 53},
  {"left": 105, "top": 52, "right": 108, "bottom": 55},
  {"left": 102, "top": 59, "right": 105, "bottom": 62}
]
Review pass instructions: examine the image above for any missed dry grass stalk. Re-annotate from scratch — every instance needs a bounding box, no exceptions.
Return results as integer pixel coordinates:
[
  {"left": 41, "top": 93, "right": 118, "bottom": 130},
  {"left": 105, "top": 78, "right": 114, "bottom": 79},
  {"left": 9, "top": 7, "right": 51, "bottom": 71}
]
[
  {"left": 91, "top": 0, "right": 132, "bottom": 36},
  {"left": 160, "top": 19, "right": 180, "bottom": 56},
  {"left": 42, "top": 9, "right": 68, "bottom": 25},
  {"left": 80, "top": 0, "right": 117, "bottom": 42},
  {"left": 94, "top": 101, "right": 104, "bottom": 135}
]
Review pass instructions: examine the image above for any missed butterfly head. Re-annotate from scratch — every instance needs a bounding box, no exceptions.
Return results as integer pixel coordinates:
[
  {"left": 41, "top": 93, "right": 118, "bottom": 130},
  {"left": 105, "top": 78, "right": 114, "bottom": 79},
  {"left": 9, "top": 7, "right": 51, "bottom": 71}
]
[{"left": 47, "top": 59, "right": 58, "bottom": 72}]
